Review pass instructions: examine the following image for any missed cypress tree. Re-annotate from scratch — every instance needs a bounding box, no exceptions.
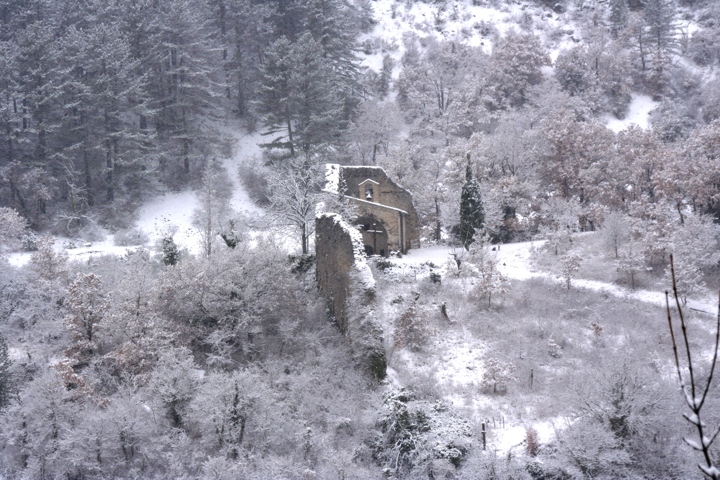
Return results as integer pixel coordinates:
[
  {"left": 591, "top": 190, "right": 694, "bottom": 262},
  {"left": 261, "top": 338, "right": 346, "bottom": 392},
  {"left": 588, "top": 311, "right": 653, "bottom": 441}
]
[{"left": 459, "top": 160, "right": 484, "bottom": 249}]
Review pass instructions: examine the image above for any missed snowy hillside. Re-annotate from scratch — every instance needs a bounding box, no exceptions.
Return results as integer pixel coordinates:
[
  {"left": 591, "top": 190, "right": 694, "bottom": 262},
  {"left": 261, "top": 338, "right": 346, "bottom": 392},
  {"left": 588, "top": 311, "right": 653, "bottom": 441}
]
[{"left": 1, "top": 0, "right": 720, "bottom": 478}]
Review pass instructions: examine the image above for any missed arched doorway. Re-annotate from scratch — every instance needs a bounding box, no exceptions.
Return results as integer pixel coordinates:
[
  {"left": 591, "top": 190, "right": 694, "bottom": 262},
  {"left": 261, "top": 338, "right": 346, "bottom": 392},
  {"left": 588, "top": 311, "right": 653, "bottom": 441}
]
[{"left": 356, "top": 216, "right": 389, "bottom": 257}]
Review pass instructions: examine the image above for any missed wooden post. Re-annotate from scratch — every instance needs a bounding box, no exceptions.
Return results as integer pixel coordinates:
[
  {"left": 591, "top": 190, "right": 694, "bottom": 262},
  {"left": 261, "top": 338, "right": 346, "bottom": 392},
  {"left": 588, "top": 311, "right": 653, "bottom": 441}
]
[
  {"left": 482, "top": 422, "right": 486, "bottom": 451},
  {"left": 530, "top": 368, "right": 534, "bottom": 390}
]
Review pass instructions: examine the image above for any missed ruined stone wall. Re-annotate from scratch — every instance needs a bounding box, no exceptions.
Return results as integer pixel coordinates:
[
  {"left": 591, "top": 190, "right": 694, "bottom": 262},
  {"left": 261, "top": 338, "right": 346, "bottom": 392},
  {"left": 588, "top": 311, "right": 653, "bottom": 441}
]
[{"left": 315, "top": 213, "right": 385, "bottom": 379}]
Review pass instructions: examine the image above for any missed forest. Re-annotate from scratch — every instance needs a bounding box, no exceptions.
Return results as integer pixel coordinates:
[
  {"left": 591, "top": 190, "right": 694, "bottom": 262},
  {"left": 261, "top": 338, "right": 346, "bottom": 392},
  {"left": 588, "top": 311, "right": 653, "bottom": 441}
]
[{"left": 1, "top": 0, "right": 720, "bottom": 477}]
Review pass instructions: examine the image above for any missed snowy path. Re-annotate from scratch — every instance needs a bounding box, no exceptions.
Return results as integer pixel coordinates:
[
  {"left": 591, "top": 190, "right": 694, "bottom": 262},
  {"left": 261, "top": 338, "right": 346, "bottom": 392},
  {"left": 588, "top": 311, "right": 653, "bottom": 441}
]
[
  {"left": 395, "top": 240, "right": 717, "bottom": 316},
  {"left": 495, "top": 240, "right": 717, "bottom": 316},
  {"left": 223, "top": 129, "right": 264, "bottom": 217}
]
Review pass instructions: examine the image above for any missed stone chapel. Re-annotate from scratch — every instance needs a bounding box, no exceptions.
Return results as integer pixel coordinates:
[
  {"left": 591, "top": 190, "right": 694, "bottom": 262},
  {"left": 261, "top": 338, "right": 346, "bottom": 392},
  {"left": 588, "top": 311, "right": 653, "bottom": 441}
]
[{"left": 324, "top": 164, "right": 419, "bottom": 256}]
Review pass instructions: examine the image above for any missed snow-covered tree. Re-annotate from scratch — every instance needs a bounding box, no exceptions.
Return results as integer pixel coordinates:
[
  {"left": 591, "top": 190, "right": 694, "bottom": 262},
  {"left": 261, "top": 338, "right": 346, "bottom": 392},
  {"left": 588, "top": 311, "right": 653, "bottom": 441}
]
[
  {"left": 561, "top": 252, "right": 583, "bottom": 290},
  {"left": 266, "top": 156, "right": 321, "bottom": 255},
  {"left": 601, "top": 210, "right": 631, "bottom": 258},
  {"left": 29, "top": 235, "right": 68, "bottom": 282},
  {"left": 257, "top": 33, "right": 345, "bottom": 156},
  {"left": 487, "top": 30, "right": 550, "bottom": 108},
  {"left": 65, "top": 272, "right": 108, "bottom": 356},
  {"left": 608, "top": 0, "right": 629, "bottom": 38},
  {"left": 667, "top": 255, "right": 705, "bottom": 305},
  {"left": 468, "top": 241, "right": 509, "bottom": 308},
  {"left": 188, "top": 371, "right": 254, "bottom": 459},
  {"left": 459, "top": 162, "right": 484, "bottom": 249},
  {"left": 162, "top": 236, "right": 180, "bottom": 266},
  {"left": 555, "top": 47, "right": 590, "bottom": 97},
  {"left": 616, "top": 244, "right": 648, "bottom": 289},
  {"left": 480, "top": 357, "right": 516, "bottom": 394},
  {"left": 347, "top": 100, "right": 403, "bottom": 165},
  {"left": 147, "top": 347, "right": 200, "bottom": 428},
  {"left": 0, "top": 206, "right": 27, "bottom": 252},
  {"left": 193, "top": 160, "right": 234, "bottom": 257}
]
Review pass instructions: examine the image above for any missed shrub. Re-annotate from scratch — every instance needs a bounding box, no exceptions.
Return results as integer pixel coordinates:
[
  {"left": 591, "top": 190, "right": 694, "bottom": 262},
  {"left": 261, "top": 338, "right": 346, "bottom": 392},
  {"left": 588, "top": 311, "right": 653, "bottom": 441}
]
[
  {"left": 394, "top": 303, "right": 432, "bottom": 352},
  {"left": 374, "top": 257, "right": 394, "bottom": 272},
  {"left": 114, "top": 228, "right": 150, "bottom": 246},
  {"left": 289, "top": 254, "right": 315, "bottom": 274},
  {"left": 21, "top": 232, "right": 39, "bottom": 251}
]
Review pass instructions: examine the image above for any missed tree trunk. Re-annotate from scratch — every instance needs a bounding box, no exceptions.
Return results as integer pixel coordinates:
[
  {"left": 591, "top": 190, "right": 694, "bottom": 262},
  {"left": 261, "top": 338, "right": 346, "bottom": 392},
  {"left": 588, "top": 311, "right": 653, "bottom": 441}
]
[
  {"left": 435, "top": 197, "right": 441, "bottom": 241},
  {"left": 183, "top": 139, "right": 190, "bottom": 174},
  {"left": 84, "top": 149, "right": 94, "bottom": 207},
  {"left": 286, "top": 106, "right": 294, "bottom": 157},
  {"left": 106, "top": 140, "right": 114, "bottom": 202}
]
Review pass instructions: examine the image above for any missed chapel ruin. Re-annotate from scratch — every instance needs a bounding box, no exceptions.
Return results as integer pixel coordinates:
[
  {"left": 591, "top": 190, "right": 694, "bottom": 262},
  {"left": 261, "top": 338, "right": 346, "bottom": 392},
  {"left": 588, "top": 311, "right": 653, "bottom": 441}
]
[{"left": 324, "top": 164, "right": 419, "bottom": 257}]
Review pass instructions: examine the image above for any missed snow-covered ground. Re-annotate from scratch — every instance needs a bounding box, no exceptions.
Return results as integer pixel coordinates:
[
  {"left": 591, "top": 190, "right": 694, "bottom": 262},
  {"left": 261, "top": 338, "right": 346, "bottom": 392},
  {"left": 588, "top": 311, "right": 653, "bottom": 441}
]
[
  {"left": 394, "top": 239, "right": 716, "bottom": 315},
  {"left": 604, "top": 94, "right": 659, "bottom": 133},
  {"left": 8, "top": 127, "right": 268, "bottom": 265},
  {"left": 136, "top": 128, "right": 266, "bottom": 255}
]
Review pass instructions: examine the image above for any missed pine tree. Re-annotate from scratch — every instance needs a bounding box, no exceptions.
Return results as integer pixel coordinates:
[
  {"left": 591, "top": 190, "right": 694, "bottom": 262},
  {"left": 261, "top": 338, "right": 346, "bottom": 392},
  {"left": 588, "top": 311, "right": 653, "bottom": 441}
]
[
  {"left": 608, "top": 0, "right": 629, "bottom": 38},
  {"left": 142, "top": 0, "right": 226, "bottom": 176},
  {"left": 643, "top": 0, "right": 679, "bottom": 90},
  {"left": 459, "top": 160, "right": 484, "bottom": 249},
  {"left": 378, "top": 54, "right": 393, "bottom": 98},
  {"left": 257, "top": 34, "right": 344, "bottom": 157},
  {"left": 644, "top": 0, "right": 679, "bottom": 55}
]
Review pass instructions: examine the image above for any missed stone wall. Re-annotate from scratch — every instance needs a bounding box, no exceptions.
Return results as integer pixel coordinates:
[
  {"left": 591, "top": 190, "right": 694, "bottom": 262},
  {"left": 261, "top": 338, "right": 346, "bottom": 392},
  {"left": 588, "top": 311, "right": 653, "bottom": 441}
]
[{"left": 315, "top": 213, "right": 386, "bottom": 379}]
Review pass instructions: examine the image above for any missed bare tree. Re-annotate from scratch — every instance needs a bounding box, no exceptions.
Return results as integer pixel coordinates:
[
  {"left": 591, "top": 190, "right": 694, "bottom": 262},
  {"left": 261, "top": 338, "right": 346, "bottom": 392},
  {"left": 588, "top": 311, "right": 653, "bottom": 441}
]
[
  {"left": 193, "top": 160, "right": 233, "bottom": 257},
  {"left": 266, "top": 157, "right": 322, "bottom": 255},
  {"left": 666, "top": 255, "right": 720, "bottom": 479}
]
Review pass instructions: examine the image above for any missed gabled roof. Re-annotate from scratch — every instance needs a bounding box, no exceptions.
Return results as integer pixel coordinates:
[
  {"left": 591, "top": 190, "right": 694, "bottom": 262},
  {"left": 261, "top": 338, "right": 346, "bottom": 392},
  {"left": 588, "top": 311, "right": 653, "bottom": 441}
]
[{"left": 359, "top": 178, "right": 380, "bottom": 186}]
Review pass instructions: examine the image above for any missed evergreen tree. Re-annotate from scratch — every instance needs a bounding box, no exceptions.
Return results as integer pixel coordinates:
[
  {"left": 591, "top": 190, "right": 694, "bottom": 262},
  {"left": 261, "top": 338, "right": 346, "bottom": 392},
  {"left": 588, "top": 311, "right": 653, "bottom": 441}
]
[
  {"left": 257, "top": 34, "right": 344, "bottom": 157},
  {"left": 142, "top": 0, "right": 226, "bottom": 176},
  {"left": 53, "top": 23, "right": 150, "bottom": 205},
  {"left": 0, "top": 334, "right": 10, "bottom": 410},
  {"left": 644, "top": 0, "right": 679, "bottom": 54},
  {"left": 643, "top": 0, "right": 679, "bottom": 90},
  {"left": 162, "top": 236, "right": 180, "bottom": 266},
  {"left": 378, "top": 54, "right": 393, "bottom": 98},
  {"left": 608, "top": 0, "right": 629, "bottom": 38},
  {"left": 459, "top": 160, "right": 484, "bottom": 249}
]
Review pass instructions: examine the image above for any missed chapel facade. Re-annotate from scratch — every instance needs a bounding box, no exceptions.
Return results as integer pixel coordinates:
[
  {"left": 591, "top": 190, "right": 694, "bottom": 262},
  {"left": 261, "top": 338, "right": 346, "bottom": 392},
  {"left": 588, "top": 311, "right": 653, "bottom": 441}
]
[{"left": 325, "top": 164, "right": 419, "bottom": 256}]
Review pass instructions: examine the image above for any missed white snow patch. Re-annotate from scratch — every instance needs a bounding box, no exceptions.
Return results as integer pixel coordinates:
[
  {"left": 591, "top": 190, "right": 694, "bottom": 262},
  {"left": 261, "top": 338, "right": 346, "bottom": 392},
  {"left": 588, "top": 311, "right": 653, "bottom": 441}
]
[
  {"left": 605, "top": 94, "right": 659, "bottom": 133},
  {"left": 496, "top": 418, "right": 563, "bottom": 453},
  {"left": 135, "top": 190, "right": 201, "bottom": 254},
  {"left": 8, "top": 347, "right": 27, "bottom": 362},
  {"left": 7, "top": 252, "right": 31, "bottom": 267}
]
